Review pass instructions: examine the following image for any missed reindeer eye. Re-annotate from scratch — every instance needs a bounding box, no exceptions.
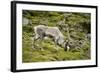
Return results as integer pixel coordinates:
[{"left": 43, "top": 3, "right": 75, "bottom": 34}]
[{"left": 70, "top": 42, "right": 72, "bottom": 44}]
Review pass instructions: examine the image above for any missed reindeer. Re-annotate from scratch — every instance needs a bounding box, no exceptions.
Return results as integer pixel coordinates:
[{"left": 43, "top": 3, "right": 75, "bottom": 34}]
[{"left": 33, "top": 25, "right": 69, "bottom": 51}]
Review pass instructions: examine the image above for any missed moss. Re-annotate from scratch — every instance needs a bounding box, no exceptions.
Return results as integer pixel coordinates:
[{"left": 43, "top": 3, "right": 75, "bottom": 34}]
[{"left": 22, "top": 29, "right": 90, "bottom": 63}]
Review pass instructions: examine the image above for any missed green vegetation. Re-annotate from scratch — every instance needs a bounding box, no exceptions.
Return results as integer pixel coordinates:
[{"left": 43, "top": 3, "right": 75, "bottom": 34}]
[{"left": 22, "top": 10, "right": 91, "bottom": 63}]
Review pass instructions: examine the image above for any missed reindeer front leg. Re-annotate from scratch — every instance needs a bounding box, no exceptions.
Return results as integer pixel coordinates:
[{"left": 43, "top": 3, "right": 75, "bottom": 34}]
[
  {"left": 54, "top": 37, "right": 59, "bottom": 51},
  {"left": 31, "top": 34, "right": 40, "bottom": 50}
]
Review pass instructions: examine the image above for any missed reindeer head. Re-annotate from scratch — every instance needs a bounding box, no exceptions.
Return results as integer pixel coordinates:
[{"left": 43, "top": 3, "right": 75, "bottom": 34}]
[{"left": 64, "top": 40, "right": 70, "bottom": 51}]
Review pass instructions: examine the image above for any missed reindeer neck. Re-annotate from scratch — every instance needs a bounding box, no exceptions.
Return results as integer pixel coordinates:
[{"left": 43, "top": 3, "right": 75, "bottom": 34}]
[{"left": 57, "top": 36, "right": 65, "bottom": 45}]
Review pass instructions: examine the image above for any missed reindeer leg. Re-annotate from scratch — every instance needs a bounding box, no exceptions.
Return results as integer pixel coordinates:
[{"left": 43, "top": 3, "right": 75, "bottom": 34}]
[
  {"left": 39, "top": 38, "right": 44, "bottom": 51},
  {"left": 54, "top": 38, "right": 59, "bottom": 51},
  {"left": 31, "top": 37, "right": 35, "bottom": 50},
  {"left": 32, "top": 35, "right": 40, "bottom": 50},
  {"left": 38, "top": 34, "right": 45, "bottom": 51}
]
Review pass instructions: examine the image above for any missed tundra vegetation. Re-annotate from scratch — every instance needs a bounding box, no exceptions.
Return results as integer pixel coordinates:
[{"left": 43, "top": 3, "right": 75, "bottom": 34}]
[{"left": 22, "top": 10, "right": 91, "bottom": 63}]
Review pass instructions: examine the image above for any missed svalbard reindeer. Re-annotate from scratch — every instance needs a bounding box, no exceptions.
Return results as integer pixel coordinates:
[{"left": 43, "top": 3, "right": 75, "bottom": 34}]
[{"left": 33, "top": 25, "right": 69, "bottom": 51}]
